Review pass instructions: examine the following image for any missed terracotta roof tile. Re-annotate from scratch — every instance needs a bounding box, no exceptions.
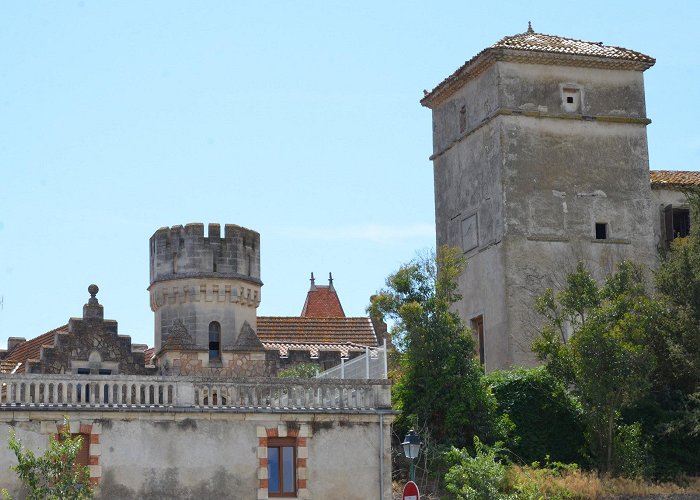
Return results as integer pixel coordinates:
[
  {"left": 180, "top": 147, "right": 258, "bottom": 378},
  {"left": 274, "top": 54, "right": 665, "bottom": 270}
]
[
  {"left": 0, "top": 360, "right": 23, "bottom": 374},
  {"left": 491, "top": 30, "right": 654, "bottom": 63},
  {"left": 650, "top": 170, "right": 700, "bottom": 187},
  {"left": 5, "top": 325, "right": 67, "bottom": 363},
  {"left": 257, "top": 317, "right": 377, "bottom": 347},
  {"left": 301, "top": 286, "right": 345, "bottom": 318},
  {"left": 144, "top": 348, "right": 155, "bottom": 364},
  {"left": 422, "top": 27, "right": 654, "bottom": 108}
]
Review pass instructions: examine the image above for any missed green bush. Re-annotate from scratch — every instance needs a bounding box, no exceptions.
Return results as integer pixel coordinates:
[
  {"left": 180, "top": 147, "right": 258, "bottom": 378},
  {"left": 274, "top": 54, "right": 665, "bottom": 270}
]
[
  {"left": 277, "top": 362, "right": 318, "bottom": 378},
  {"left": 486, "top": 367, "right": 585, "bottom": 465},
  {"left": 444, "top": 437, "right": 511, "bottom": 500}
]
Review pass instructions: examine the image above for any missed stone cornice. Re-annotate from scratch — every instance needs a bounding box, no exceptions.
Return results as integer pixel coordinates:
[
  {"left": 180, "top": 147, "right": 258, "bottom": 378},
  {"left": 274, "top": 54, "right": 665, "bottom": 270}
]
[
  {"left": 429, "top": 107, "right": 651, "bottom": 161},
  {"left": 421, "top": 47, "right": 655, "bottom": 109}
]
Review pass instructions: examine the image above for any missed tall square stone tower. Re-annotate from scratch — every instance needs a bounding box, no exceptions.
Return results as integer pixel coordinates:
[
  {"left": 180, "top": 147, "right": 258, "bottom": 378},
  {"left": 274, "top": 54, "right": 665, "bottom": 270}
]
[{"left": 422, "top": 25, "right": 657, "bottom": 370}]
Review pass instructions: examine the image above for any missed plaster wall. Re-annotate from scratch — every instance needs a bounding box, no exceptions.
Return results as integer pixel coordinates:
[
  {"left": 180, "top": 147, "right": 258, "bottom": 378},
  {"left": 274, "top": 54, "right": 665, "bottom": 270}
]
[
  {"left": 497, "top": 62, "right": 647, "bottom": 117},
  {"left": 499, "top": 115, "right": 656, "bottom": 367},
  {"left": 0, "top": 410, "right": 393, "bottom": 500},
  {"left": 431, "top": 57, "right": 656, "bottom": 369},
  {"left": 430, "top": 64, "right": 500, "bottom": 155}
]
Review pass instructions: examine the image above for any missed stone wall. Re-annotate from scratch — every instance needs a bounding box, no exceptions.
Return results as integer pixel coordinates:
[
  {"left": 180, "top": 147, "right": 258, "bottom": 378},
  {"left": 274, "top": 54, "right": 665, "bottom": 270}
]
[{"left": 430, "top": 56, "right": 657, "bottom": 370}]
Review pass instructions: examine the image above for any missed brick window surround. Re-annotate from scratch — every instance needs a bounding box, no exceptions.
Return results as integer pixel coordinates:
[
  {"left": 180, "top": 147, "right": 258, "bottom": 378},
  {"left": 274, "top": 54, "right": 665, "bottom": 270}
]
[
  {"left": 257, "top": 423, "right": 310, "bottom": 500},
  {"left": 53, "top": 420, "right": 102, "bottom": 487}
]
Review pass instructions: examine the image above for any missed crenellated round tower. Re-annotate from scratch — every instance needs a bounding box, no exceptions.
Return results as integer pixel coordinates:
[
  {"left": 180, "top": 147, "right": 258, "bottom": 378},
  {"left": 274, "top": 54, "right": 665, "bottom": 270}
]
[{"left": 148, "top": 223, "right": 262, "bottom": 360}]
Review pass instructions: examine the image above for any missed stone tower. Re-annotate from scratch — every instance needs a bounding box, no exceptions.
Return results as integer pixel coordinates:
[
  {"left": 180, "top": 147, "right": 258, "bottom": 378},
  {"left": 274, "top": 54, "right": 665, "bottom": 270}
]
[
  {"left": 149, "top": 223, "right": 267, "bottom": 375},
  {"left": 422, "top": 25, "right": 657, "bottom": 370}
]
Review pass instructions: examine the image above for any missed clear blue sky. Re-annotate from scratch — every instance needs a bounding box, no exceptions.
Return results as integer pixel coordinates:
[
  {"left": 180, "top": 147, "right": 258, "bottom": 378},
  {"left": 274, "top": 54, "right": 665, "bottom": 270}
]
[{"left": 1, "top": 1, "right": 699, "bottom": 347}]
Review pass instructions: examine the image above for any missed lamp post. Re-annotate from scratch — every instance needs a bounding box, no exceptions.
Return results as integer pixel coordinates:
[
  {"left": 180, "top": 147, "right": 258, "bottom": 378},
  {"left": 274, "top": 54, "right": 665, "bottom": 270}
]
[{"left": 401, "top": 429, "right": 421, "bottom": 483}]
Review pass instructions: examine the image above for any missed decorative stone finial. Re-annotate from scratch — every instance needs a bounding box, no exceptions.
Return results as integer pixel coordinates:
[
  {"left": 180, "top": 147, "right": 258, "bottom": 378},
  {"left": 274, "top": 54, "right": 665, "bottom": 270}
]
[
  {"left": 328, "top": 272, "right": 334, "bottom": 290},
  {"left": 527, "top": 21, "right": 534, "bottom": 34},
  {"left": 83, "top": 284, "right": 103, "bottom": 321},
  {"left": 309, "top": 272, "right": 317, "bottom": 290}
]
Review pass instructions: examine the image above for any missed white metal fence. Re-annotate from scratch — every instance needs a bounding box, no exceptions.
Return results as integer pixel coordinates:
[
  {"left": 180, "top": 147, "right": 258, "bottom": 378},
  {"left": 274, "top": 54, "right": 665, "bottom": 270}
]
[{"left": 315, "top": 340, "right": 388, "bottom": 380}]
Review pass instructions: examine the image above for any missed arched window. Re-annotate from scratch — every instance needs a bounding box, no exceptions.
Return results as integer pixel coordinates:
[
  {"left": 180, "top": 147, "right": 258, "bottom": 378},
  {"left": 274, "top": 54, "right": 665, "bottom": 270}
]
[{"left": 209, "top": 321, "right": 221, "bottom": 361}]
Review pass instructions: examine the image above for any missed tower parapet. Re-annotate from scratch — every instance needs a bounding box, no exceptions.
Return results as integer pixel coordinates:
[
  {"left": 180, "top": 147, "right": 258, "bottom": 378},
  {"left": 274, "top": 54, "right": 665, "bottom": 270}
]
[{"left": 150, "top": 223, "right": 261, "bottom": 286}]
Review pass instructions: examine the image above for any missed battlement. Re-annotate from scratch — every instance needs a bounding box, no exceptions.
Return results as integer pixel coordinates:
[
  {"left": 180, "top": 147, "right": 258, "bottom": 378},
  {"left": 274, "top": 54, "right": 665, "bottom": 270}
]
[{"left": 150, "top": 223, "right": 261, "bottom": 286}]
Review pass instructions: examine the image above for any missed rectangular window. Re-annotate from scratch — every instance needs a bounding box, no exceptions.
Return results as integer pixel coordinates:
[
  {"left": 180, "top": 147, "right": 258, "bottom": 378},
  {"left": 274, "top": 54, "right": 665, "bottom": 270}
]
[
  {"left": 268, "top": 438, "right": 296, "bottom": 497},
  {"left": 673, "top": 208, "right": 690, "bottom": 239},
  {"left": 595, "top": 223, "right": 608, "bottom": 240},
  {"left": 471, "top": 316, "right": 485, "bottom": 365}
]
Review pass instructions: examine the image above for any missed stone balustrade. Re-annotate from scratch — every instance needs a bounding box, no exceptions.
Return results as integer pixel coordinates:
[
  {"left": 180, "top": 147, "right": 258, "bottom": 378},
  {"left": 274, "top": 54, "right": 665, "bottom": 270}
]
[{"left": 0, "top": 374, "right": 391, "bottom": 412}]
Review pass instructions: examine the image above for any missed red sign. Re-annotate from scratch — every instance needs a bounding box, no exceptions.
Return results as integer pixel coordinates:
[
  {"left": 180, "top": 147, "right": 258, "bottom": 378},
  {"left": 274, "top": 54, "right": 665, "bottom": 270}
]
[{"left": 402, "top": 481, "right": 420, "bottom": 500}]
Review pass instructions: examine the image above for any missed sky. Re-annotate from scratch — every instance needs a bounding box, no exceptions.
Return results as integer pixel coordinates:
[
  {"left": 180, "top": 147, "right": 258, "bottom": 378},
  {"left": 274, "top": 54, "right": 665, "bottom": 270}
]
[{"left": 1, "top": 1, "right": 699, "bottom": 348}]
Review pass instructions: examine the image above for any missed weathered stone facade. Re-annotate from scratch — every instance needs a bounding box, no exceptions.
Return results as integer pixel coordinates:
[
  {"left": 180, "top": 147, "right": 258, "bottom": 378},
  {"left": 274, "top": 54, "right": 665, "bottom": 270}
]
[
  {"left": 424, "top": 27, "right": 659, "bottom": 370},
  {"left": 0, "top": 373, "right": 395, "bottom": 499}
]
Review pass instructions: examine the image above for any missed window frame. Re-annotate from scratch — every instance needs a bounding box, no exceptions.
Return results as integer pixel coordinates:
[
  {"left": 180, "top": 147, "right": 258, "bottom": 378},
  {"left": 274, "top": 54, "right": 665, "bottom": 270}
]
[
  {"left": 267, "top": 437, "right": 297, "bottom": 497},
  {"left": 208, "top": 321, "right": 221, "bottom": 361}
]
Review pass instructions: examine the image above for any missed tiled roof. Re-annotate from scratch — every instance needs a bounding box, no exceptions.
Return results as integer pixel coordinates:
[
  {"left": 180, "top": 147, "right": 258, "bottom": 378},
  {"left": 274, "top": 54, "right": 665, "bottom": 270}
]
[
  {"left": 301, "top": 286, "right": 345, "bottom": 318},
  {"left": 650, "top": 170, "right": 700, "bottom": 187},
  {"left": 1, "top": 325, "right": 68, "bottom": 372},
  {"left": 257, "top": 317, "right": 377, "bottom": 347},
  {"left": 492, "top": 29, "right": 654, "bottom": 63},
  {"left": 261, "top": 342, "right": 372, "bottom": 356},
  {"left": 422, "top": 26, "right": 655, "bottom": 108},
  {"left": 144, "top": 348, "right": 155, "bottom": 364},
  {"left": 0, "top": 360, "right": 23, "bottom": 374}
]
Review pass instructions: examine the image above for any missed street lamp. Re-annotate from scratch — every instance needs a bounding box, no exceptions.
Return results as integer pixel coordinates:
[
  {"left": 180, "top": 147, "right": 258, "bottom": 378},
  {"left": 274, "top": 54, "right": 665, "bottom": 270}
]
[{"left": 401, "top": 429, "right": 421, "bottom": 482}]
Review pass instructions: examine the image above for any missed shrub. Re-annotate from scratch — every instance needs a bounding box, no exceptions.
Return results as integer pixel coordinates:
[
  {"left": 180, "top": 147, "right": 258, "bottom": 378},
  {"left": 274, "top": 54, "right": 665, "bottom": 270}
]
[
  {"left": 444, "top": 437, "right": 511, "bottom": 500},
  {"left": 486, "top": 367, "right": 585, "bottom": 465}
]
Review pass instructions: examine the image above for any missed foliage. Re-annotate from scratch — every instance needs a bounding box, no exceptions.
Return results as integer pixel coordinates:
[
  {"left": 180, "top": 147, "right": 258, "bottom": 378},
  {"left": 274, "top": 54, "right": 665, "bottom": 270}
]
[
  {"left": 533, "top": 261, "right": 659, "bottom": 474},
  {"left": 633, "top": 188, "right": 700, "bottom": 478},
  {"left": 485, "top": 367, "right": 585, "bottom": 465},
  {"left": 444, "top": 437, "right": 511, "bottom": 500},
  {"left": 277, "top": 362, "right": 318, "bottom": 379},
  {"left": 370, "top": 246, "right": 509, "bottom": 449},
  {"left": 6, "top": 418, "right": 93, "bottom": 499}
]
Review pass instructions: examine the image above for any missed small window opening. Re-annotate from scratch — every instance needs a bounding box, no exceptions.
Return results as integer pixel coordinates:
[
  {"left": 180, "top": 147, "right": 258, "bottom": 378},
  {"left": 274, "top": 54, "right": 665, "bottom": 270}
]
[
  {"left": 595, "top": 223, "right": 608, "bottom": 240},
  {"left": 98, "top": 369, "right": 112, "bottom": 375},
  {"left": 459, "top": 105, "right": 467, "bottom": 134},
  {"left": 209, "top": 321, "right": 221, "bottom": 361},
  {"left": 77, "top": 368, "right": 90, "bottom": 375},
  {"left": 471, "top": 316, "right": 485, "bottom": 365},
  {"left": 562, "top": 87, "right": 581, "bottom": 112}
]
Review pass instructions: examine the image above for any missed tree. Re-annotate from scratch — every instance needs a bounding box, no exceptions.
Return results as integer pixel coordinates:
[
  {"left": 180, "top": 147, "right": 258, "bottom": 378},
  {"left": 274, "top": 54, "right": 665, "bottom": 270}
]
[
  {"left": 370, "top": 246, "right": 507, "bottom": 449},
  {"left": 6, "top": 418, "right": 93, "bottom": 500},
  {"left": 533, "top": 261, "right": 659, "bottom": 474}
]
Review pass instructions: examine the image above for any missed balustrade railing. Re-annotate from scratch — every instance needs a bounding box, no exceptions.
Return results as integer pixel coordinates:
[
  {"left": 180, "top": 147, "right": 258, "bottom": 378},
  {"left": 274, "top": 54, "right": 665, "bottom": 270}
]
[{"left": 0, "top": 374, "right": 391, "bottom": 411}]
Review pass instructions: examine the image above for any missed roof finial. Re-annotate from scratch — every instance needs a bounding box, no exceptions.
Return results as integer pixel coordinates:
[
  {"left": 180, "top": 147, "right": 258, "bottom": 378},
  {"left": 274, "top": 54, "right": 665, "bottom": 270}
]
[
  {"left": 527, "top": 21, "right": 534, "bottom": 34},
  {"left": 328, "top": 272, "right": 334, "bottom": 289},
  {"left": 310, "top": 272, "right": 316, "bottom": 290}
]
